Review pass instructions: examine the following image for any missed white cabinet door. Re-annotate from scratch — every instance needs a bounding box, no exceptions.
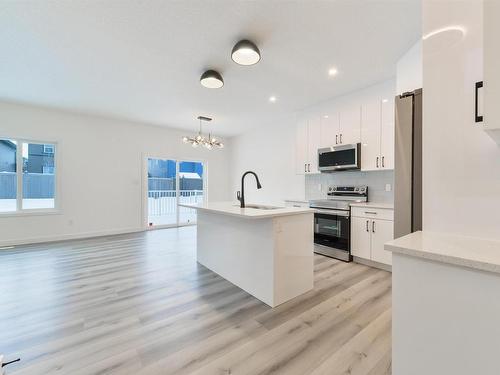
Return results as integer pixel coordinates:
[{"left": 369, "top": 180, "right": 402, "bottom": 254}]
[
  {"left": 350, "top": 217, "right": 371, "bottom": 260},
  {"left": 339, "top": 104, "right": 361, "bottom": 145},
  {"left": 319, "top": 113, "right": 339, "bottom": 148},
  {"left": 380, "top": 98, "right": 395, "bottom": 170},
  {"left": 371, "top": 219, "right": 394, "bottom": 265},
  {"left": 295, "top": 118, "right": 308, "bottom": 175},
  {"left": 361, "top": 99, "right": 381, "bottom": 171},
  {"left": 484, "top": 0, "right": 500, "bottom": 143},
  {"left": 307, "top": 116, "right": 321, "bottom": 173}
]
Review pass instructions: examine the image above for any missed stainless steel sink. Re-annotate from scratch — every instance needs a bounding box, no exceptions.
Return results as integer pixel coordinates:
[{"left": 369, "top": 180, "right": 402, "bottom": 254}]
[{"left": 233, "top": 204, "right": 281, "bottom": 210}]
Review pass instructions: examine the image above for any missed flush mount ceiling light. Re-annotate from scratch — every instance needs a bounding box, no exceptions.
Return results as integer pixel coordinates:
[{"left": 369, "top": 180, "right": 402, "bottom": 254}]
[
  {"left": 182, "top": 116, "right": 224, "bottom": 149},
  {"left": 231, "top": 39, "right": 261, "bottom": 66},
  {"left": 269, "top": 96, "right": 277, "bottom": 103},
  {"left": 200, "top": 70, "right": 224, "bottom": 89}
]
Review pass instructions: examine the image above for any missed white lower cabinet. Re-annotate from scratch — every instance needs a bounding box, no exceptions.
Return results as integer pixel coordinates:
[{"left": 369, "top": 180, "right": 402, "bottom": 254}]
[
  {"left": 351, "top": 208, "right": 394, "bottom": 266},
  {"left": 351, "top": 217, "right": 371, "bottom": 259},
  {"left": 370, "top": 219, "right": 393, "bottom": 265}
]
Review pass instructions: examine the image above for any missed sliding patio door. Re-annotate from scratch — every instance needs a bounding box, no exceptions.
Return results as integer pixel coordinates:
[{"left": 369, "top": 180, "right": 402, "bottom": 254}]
[{"left": 146, "top": 158, "right": 205, "bottom": 228}]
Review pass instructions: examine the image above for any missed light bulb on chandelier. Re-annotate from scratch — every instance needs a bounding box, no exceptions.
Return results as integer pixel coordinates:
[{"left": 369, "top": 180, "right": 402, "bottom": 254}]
[{"left": 182, "top": 116, "right": 224, "bottom": 150}]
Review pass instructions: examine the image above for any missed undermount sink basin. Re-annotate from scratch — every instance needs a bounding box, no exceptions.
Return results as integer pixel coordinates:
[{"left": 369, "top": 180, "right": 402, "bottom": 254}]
[{"left": 234, "top": 204, "right": 281, "bottom": 210}]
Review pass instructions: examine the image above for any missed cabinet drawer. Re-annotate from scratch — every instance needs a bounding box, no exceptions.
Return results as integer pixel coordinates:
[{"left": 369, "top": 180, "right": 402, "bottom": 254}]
[{"left": 351, "top": 207, "right": 394, "bottom": 221}]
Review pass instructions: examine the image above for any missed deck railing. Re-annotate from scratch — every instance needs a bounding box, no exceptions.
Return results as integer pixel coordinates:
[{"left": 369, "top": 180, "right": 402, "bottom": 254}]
[{"left": 148, "top": 189, "right": 203, "bottom": 216}]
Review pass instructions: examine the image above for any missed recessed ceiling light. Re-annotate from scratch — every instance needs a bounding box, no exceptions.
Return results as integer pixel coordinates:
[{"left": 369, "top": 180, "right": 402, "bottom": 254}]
[
  {"left": 323, "top": 115, "right": 329, "bottom": 119},
  {"left": 328, "top": 67, "right": 338, "bottom": 77},
  {"left": 269, "top": 96, "right": 277, "bottom": 103},
  {"left": 382, "top": 99, "right": 389, "bottom": 103},
  {"left": 231, "top": 40, "right": 261, "bottom": 66},
  {"left": 200, "top": 70, "right": 224, "bottom": 89}
]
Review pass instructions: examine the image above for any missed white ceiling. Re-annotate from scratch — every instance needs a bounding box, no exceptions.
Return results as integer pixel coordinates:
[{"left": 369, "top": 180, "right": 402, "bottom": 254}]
[{"left": 0, "top": 1, "right": 421, "bottom": 137}]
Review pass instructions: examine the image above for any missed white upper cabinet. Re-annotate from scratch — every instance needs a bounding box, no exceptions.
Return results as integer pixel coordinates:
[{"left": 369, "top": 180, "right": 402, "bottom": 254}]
[
  {"left": 307, "top": 116, "right": 321, "bottom": 173},
  {"left": 361, "top": 98, "right": 382, "bottom": 171},
  {"left": 380, "top": 98, "right": 395, "bottom": 169},
  {"left": 295, "top": 115, "right": 321, "bottom": 175},
  {"left": 296, "top": 82, "right": 394, "bottom": 173},
  {"left": 339, "top": 104, "right": 361, "bottom": 145},
  {"left": 319, "top": 113, "right": 339, "bottom": 148},
  {"left": 295, "top": 118, "right": 309, "bottom": 175},
  {"left": 483, "top": 0, "right": 500, "bottom": 144},
  {"left": 360, "top": 97, "right": 395, "bottom": 171}
]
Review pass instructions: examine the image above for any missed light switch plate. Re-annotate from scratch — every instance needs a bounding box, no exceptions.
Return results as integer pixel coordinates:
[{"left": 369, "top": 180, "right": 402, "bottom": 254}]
[
  {"left": 318, "top": 183, "right": 322, "bottom": 191},
  {"left": 385, "top": 184, "right": 392, "bottom": 192}
]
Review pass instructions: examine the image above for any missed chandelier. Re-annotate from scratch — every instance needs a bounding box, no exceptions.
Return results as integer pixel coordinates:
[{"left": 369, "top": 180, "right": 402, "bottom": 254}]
[{"left": 182, "top": 116, "right": 224, "bottom": 149}]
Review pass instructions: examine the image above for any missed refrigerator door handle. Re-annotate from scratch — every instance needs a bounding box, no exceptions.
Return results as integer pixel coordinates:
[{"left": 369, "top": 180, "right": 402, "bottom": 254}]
[{"left": 475, "top": 81, "right": 483, "bottom": 123}]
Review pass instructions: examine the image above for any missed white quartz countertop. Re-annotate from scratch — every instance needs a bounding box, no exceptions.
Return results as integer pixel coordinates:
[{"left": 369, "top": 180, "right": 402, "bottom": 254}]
[
  {"left": 386, "top": 231, "right": 500, "bottom": 274},
  {"left": 350, "top": 202, "right": 394, "bottom": 209},
  {"left": 284, "top": 198, "right": 309, "bottom": 203},
  {"left": 179, "top": 201, "right": 314, "bottom": 219}
]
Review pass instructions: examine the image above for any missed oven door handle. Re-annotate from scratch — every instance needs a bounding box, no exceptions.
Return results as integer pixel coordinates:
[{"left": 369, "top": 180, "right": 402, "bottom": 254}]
[{"left": 311, "top": 208, "right": 350, "bottom": 217}]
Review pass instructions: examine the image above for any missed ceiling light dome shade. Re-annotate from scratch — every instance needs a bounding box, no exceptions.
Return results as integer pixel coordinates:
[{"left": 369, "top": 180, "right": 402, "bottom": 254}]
[
  {"left": 200, "top": 70, "right": 224, "bottom": 88},
  {"left": 231, "top": 39, "right": 261, "bottom": 66}
]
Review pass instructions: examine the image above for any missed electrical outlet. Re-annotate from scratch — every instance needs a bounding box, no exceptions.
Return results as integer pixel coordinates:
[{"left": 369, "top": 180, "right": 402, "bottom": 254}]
[{"left": 385, "top": 184, "right": 392, "bottom": 192}]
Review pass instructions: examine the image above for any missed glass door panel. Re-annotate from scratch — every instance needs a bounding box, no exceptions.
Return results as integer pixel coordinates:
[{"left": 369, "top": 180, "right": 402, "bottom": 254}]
[
  {"left": 147, "top": 158, "right": 177, "bottom": 227},
  {"left": 0, "top": 139, "right": 17, "bottom": 212},
  {"left": 178, "top": 161, "right": 204, "bottom": 225},
  {"left": 22, "top": 142, "right": 56, "bottom": 209}
]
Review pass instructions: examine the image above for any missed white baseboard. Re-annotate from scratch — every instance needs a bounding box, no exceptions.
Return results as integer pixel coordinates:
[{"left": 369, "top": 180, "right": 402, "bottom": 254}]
[{"left": 0, "top": 227, "right": 145, "bottom": 248}]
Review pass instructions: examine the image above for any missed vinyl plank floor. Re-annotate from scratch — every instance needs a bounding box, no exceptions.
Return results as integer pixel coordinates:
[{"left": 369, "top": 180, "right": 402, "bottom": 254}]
[{"left": 1, "top": 227, "right": 391, "bottom": 375}]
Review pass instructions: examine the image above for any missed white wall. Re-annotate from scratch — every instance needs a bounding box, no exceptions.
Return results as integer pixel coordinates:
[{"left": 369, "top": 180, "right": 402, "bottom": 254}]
[
  {"left": 229, "top": 116, "right": 305, "bottom": 205},
  {"left": 0, "top": 101, "right": 231, "bottom": 245},
  {"left": 229, "top": 79, "right": 396, "bottom": 205},
  {"left": 396, "top": 40, "right": 422, "bottom": 94},
  {"left": 422, "top": 0, "right": 500, "bottom": 241}
]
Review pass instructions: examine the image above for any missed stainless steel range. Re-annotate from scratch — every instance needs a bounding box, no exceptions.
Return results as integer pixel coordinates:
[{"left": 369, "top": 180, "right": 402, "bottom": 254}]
[{"left": 309, "top": 185, "right": 368, "bottom": 261}]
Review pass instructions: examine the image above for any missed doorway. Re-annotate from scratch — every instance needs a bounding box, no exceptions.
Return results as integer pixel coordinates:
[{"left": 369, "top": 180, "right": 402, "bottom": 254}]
[{"left": 145, "top": 157, "right": 205, "bottom": 228}]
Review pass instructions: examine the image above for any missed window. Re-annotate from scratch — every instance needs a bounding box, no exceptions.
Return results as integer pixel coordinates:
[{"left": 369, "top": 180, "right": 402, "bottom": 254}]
[{"left": 0, "top": 139, "right": 57, "bottom": 213}]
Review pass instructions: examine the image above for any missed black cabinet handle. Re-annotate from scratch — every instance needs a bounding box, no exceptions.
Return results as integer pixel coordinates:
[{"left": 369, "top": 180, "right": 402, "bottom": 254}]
[
  {"left": 376, "top": 157, "right": 379, "bottom": 168},
  {"left": 382, "top": 156, "right": 385, "bottom": 168},
  {"left": 366, "top": 220, "right": 369, "bottom": 232},
  {"left": 372, "top": 221, "right": 376, "bottom": 233},
  {"left": 336, "top": 134, "right": 338, "bottom": 144},
  {"left": 340, "top": 134, "right": 342, "bottom": 144},
  {"left": 475, "top": 81, "right": 483, "bottom": 123}
]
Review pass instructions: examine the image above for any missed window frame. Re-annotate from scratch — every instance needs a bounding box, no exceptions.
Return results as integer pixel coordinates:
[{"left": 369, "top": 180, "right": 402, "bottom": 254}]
[{"left": 0, "top": 137, "right": 60, "bottom": 217}]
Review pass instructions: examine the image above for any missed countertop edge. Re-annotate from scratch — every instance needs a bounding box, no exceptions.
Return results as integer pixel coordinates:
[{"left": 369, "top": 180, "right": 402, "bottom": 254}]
[
  {"left": 178, "top": 203, "right": 314, "bottom": 219},
  {"left": 385, "top": 231, "right": 500, "bottom": 275},
  {"left": 350, "top": 202, "right": 394, "bottom": 209}
]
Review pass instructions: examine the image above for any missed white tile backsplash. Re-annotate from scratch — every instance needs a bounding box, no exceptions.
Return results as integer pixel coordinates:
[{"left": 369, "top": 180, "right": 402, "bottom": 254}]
[{"left": 305, "top": 170, "right": 394, "bottom": 203}]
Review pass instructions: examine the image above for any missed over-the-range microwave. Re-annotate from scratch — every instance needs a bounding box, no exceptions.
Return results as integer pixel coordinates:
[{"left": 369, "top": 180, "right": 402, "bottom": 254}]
[{"left": 318, "top": 143, "right": 361, "bottom": 172}]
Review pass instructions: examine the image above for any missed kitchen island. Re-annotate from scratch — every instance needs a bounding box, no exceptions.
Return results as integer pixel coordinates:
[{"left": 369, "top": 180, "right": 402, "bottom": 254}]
[{"left": 179, "top": 202, "right": 314, "bottom": 307}]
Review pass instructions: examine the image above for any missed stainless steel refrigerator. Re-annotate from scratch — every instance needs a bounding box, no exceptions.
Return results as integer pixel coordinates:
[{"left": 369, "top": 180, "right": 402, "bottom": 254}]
[{"left": 394, "top": 89, "right": 422, "bottom": 239}]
